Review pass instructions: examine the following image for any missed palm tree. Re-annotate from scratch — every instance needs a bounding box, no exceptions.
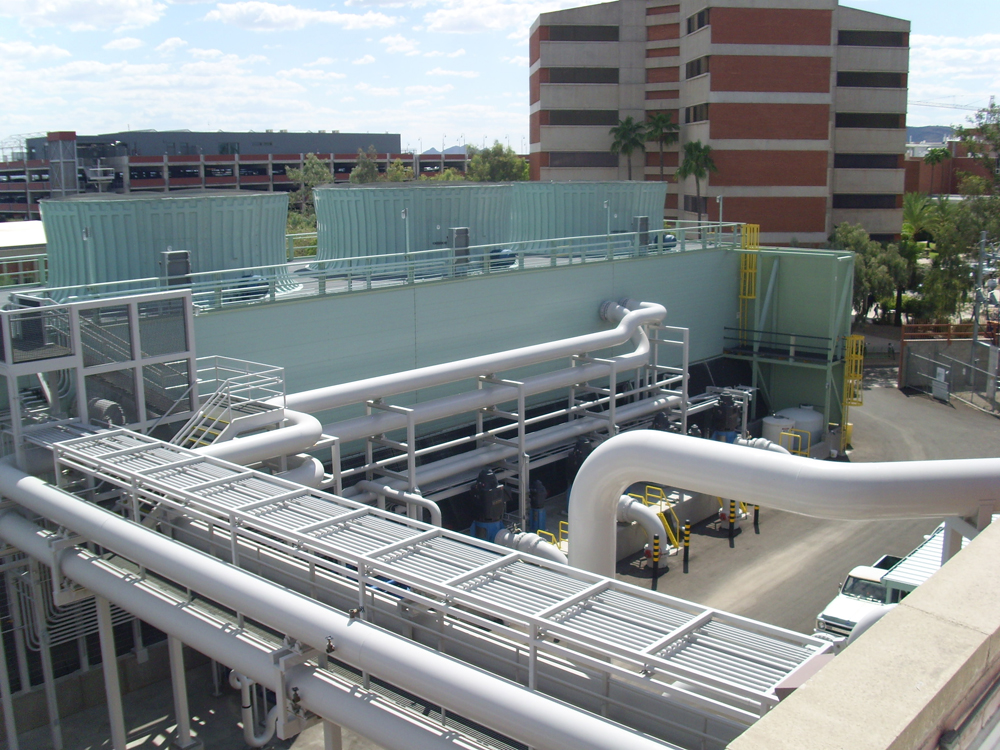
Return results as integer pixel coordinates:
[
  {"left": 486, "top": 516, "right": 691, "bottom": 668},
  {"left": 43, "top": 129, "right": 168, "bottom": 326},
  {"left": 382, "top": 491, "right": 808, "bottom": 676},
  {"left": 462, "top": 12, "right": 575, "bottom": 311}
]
[
  {"left": 923, "top": 147, "right": 951, "bottom": 197},
  {"left": 645, "top": 112, "right": 679, "bottom": 182},
  {"left": 676, "top": 140, "right": 718, "bottom": 225},
  {"left": 609, "top": 116, "right": 646, "bottom": 180},
  {"left": 901, "top": 191, "right": 932, "bottom": 241}
]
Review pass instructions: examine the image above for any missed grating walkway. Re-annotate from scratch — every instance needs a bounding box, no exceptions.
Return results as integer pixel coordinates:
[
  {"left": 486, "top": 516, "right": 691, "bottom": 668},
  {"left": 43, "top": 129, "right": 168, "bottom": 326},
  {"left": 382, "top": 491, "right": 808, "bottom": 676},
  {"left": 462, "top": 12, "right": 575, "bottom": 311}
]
[{"left": 51, "top": 428, "right": 831, "bottom": 742}]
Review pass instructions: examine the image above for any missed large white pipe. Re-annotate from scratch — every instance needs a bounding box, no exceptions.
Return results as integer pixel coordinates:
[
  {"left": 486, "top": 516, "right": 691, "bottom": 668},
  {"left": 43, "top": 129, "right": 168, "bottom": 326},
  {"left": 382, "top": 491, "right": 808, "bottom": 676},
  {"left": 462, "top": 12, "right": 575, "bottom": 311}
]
[
  {"left": 0, "top": 513, "right": 485, "bottom": 750},
  {"left": 0, "top": 463, "right": 674, "bottom": 750},
  {"left": 277, "top": 454, "right": 325, "bottom": 488},
  {"left": 568, "top": 430, "right": 1000, "bottom": 576},
  {"left": 278, "top": 302, "right": 666, "bottom": 414},
  {"left": 734, "top": 436, "right": 791, "bottom": 455},
  {"left": 195, "top": 409, "right": 322, "bottom": 465},
  {"left": 493, "top": 529, "right": 568, "bottom": 565},
  {"left": 354, "top": 480, "right": 442, "bottom": 526},
  {"left": 321, "top": 301, "right": 661, "bottom": 444},
  {"left": 617, "top": 495, "right": 664, "bottom": 554}
]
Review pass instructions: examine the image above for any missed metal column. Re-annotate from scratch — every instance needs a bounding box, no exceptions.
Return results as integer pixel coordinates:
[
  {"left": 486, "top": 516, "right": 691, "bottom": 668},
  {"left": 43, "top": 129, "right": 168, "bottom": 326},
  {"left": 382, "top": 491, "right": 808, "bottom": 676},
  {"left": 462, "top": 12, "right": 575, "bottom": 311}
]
[
  {"left": 169, "top": 636, "right": 200, "bottom": 748},
  {"left": 324, "top": 720, "right": 343, "bottom": 750},
  {"left": 30, "top": 562, "right": 62, "bottom": 750},
  {"left": 97, "top": 596, "right": 127, "bottom": 750}
]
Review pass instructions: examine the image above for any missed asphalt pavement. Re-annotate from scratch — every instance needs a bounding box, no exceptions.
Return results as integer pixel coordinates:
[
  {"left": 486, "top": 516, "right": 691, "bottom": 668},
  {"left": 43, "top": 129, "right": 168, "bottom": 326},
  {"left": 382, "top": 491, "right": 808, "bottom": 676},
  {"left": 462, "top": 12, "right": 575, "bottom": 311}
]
[{"left": 615, "top": 367, "right": 1000, "bottom": 634}]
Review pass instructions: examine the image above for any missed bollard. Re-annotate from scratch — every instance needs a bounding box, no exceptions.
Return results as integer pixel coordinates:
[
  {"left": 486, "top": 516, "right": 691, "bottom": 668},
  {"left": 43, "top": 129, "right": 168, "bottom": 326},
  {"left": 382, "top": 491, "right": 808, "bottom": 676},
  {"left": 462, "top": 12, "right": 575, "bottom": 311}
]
[
  {"left": 683, "top": 519, "right": 691, "bottom": 573},
  {"left": 753, "top": 504, "right": 760, "bottom": 534},
  {"left": 651, "top": 533, "right": 660, "bottom": 591},
  {"left": 728, "top": 499, "right": 736, "bottom": 542}
]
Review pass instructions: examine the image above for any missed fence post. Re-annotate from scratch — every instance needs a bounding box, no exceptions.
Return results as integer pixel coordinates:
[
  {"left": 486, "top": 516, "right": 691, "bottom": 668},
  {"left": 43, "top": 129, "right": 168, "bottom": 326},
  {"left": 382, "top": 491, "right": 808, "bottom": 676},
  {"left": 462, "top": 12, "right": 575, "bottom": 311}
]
[{"left": 683, "top": 519, "right": 690, "bottom": 573}]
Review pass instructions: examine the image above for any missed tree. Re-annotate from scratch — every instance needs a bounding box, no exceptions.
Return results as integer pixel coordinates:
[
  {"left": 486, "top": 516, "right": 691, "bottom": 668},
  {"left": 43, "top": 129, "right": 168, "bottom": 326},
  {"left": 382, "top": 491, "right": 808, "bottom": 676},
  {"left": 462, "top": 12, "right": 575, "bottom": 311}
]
[
  {"left": 829, "top": 223, "right": 906, "bottom": 322},
  {"left": 466, "top": 141, "right": 529, "bottom": 182},
  {"left": 419, "top": 167, "right": 467, "bottom": 182},
  {"left": 609, "top": 116, "right": 646, "bottom": 180},
  {"left": 923, "top": 147, "right": 952, "bottom": 196},
  {"left": 901, "top": 192, "right": 932, "bottom": 241},
  {"left": 645, "top": 112, "right": 679, "bottom": 183},
  {"left": 676, "top": 140, "right": 717, "bottom": 225},
  {"left": 286, "top": 152, "right": 332, "bottom": 217},
  {"left": 349, "top": 146, "right": 380, "bottom": 184},
  {"left": 383, "top": 158, "right": 414, "bottom": 182},
  {"left": 956, "top": 100, "right": 1000, "bottom": 194}
]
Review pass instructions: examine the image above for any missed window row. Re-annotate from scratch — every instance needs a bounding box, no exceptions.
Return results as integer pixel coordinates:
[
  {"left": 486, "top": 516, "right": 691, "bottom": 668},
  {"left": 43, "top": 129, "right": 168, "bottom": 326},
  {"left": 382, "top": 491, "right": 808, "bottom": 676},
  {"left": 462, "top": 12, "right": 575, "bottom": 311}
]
[
  {"left": 837, "top": 71, "right": 906, "bottom": 89},
  {"left": 685, "top": 56, "right": 710, "bottom": 80},
  {"left": 685, "top": 103, "right": 709, "bottom": 124},
  {"left": 686, "top": 8, "right": 709, "bottom": 34}
]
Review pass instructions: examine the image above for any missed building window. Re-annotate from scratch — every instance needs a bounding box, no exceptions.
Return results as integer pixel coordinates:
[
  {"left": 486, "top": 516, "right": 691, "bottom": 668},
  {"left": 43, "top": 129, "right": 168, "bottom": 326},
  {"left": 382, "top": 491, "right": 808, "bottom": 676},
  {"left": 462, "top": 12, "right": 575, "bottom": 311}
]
[
  {"left": 219, "top": 142, "right": 240, "bottom": 155},
  {"left": 834, "top": 153, "right": 900, "bottom": 169},
  {"left": 832, "top": 194, "right": 898, "bottom": 209},
  {"left": 548, "top": 110, "right": 620, "bottom": 126},
  {"left": 685, "top": 103, "right": 709, "bottom": 124},
  {"left": 548, "top": 152, "right": 619, "bottom": 168},
  {"left": 837, "top": 72, "right": 906, "bottom": 88},
  {"left": 685, "top": 56, "right": 710, "bottom": 79},
  {"left": 548, "top": 25, "right": 619, "bottom": 42},
  {"left": 835, "top": 113, "right": 904, "bottom": 129},
  {"left": 548, "top": 68, "right": 619, "bottom": 84},
  {"left": 683, "top": 195, "right": 709, "bottom": 214},
  {"left": 686, "top": 8, "right": 709, "bottom": 34},
  {"left": 838, "top": 30, "right": 907, "bottom": 48},
  {"left": 869, "top": 234, "right": 897, "bottom": 244}
]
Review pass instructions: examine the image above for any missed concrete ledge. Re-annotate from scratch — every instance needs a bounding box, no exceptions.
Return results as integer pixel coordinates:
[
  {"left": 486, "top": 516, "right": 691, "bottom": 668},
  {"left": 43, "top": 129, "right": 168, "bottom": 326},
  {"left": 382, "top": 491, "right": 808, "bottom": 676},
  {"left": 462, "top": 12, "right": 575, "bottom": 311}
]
[{"left": 730, "top": 519, "right": 1000, "bottom": 750}]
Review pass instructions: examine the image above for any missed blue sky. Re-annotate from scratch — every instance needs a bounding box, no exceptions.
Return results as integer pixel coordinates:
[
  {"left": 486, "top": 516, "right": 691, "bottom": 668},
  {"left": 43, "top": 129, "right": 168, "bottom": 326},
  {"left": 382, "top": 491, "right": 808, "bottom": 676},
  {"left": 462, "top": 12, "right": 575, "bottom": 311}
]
[{"left": 0, "top": 0, "right": 996, "bottom": 155}]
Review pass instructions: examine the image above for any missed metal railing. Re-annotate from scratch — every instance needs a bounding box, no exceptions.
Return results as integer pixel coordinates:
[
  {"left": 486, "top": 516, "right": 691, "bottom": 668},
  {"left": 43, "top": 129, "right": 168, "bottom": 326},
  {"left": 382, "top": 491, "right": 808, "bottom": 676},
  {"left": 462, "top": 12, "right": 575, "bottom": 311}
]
[
  {"left": 195, "top": 355, "right": 285, "bottom": 405},
  {"left": 0, "top": 253, "right": 47, "bottom": 288},
  {"left": 906, "top": 348, "right": 1000, "bottom": 414},
  {"left": 723, "top": 327, "right": 838, "bottom": 363},
  {"left": 26, "top": 224, "right": 747, "bottom": 311}
]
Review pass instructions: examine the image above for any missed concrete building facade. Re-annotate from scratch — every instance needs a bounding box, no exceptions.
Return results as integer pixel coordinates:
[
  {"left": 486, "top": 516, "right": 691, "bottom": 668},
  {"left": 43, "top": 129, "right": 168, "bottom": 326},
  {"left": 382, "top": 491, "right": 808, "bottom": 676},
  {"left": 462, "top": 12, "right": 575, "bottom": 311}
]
[{"left": 529, "top": 0, "right": 910, "bottom": 244}]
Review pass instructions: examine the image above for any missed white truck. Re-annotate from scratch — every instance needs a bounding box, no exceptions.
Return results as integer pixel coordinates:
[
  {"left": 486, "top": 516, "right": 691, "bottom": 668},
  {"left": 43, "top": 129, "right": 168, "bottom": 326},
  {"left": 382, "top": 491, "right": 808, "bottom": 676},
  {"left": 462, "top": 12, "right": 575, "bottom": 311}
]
[{"left": 815, "top": 522, "right": 964, "bottom": 639}]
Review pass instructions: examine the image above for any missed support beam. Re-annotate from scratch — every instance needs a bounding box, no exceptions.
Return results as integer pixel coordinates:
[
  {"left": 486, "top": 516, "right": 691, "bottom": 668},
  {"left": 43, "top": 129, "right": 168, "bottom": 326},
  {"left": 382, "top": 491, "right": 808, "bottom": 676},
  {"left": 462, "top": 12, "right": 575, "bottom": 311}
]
[
  {"left": 30, "top": 563, "right": 63, "bottom": 750},
  {"left": 0, "top": 584, "right": 19, "bottom": 750},
  {"left": 97, "top": 596, "right": 127, "bottom": 750},
  {"left": 324, "top": 720, "right": 343, "bottom": 750},
  {"left": 169, "top": 636, "right": 201, "bottom": 749}
]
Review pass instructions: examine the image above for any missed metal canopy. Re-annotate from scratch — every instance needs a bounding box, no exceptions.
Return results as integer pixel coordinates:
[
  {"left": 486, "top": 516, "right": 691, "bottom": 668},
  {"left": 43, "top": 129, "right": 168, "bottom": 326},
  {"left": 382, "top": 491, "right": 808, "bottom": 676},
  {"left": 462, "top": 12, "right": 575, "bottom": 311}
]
[{"left": 52, "top": 428, "right": 831, "bottom": 746}]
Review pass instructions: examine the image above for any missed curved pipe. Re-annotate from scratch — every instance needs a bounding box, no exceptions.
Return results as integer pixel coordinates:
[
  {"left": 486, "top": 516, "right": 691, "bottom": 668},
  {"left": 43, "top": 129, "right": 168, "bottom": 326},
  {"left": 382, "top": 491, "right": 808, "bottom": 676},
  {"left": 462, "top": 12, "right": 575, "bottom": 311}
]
[
  {"left": 277, "top": 454, "right": 325, "bottom": 488},
  {"left": 568, "top": 430, "right": 1000, "bottom": 576},
  {"left": 355, "top": 480, "right": 442, "bottom": 527},
  {"left": 494, "top": 528, "right": 568, "bottom": 565},
  {"left": 0, "top": 462, "right": 670, "bottom": 750},
  {"left": 278, "top": 302, "right": 666, "bottom": 414},
  {"left": 229, "top": 671, "right": 279, "bottom": 747},
  {"left": 195, "top": 409, "right": 322, "bottom": 466},
  {"left": 617, "top": 495, "right": 664, "bottom": 554},
  {"left": 321, "top": 301, "right": 662, "bottom": 445},
  {"left": 735, "top": 437, "right": 792, "bottom": 455},
  {"left": 846, "top": 604, "right": 896, "bottom": 646},
  {"left": 0, "top": 513, "right": 483, "bottom": 750}
]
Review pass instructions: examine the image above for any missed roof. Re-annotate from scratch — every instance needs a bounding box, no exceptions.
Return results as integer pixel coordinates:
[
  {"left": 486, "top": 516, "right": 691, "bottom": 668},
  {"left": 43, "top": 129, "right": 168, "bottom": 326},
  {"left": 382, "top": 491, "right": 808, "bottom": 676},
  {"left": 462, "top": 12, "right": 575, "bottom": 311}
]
[
  {"left": 42, "top": 190, "right": 278, "bottom": 203},
  {"left": 0, "top": 220, "right": 46, "bottom": 251}
]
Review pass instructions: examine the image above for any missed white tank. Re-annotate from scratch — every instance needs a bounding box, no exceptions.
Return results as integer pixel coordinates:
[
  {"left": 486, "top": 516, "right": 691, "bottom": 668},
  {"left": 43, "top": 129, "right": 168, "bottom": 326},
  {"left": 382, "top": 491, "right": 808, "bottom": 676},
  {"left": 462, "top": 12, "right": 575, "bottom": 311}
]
[
  {"left": 762, "top": 415, "right": 795, "bottom": 443},
  {"left": 775, "top": 405, "right": 824, "bottom": 448}
]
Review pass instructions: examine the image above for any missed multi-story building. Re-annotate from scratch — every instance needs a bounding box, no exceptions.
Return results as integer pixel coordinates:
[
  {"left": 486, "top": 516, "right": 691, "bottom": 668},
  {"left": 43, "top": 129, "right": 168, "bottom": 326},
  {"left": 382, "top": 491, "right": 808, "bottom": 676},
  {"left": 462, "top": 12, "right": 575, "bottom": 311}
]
[{"left": 529, "top": 0, "right": 910, "bottom": 244}]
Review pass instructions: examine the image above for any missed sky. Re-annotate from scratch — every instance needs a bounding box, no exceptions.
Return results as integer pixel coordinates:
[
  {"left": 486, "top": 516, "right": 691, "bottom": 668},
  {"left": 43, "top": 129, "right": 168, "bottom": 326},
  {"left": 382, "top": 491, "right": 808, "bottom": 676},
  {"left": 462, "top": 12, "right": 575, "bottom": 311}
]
[{"left": 0, "top": 0, "right": 997, "bottom": 156}]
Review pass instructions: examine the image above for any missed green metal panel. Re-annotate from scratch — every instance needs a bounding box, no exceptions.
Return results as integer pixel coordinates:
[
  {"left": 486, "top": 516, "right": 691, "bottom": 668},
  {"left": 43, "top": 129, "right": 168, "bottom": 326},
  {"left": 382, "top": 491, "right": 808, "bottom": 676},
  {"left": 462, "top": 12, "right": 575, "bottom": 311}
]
[
  {"left": 509, "top": 182, "right": 668, "bottom": 242},
  {"left": 40, "top": 192, "right": 288, "bottom": 288}
]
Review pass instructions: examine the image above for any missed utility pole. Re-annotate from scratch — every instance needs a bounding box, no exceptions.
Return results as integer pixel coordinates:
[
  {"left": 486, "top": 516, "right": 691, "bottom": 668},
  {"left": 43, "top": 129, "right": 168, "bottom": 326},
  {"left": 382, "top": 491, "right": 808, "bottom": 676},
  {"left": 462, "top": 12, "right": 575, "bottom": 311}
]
[{"left": 972, "top": 230, "right": 987, "bottom": 373}]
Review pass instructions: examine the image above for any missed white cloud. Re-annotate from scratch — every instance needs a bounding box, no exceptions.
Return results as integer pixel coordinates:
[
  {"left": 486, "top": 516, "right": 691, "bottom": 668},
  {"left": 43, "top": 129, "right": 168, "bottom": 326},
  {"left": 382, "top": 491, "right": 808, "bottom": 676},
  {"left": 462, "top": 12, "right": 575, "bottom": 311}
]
[
  {"left": 0, "top": 0, "right": 166, "bottom": 30},
  {"left": 344, "top": 0, "right": 407, "bottom": 6},
  {"left": 424, "top": 48, "right": 465, "bottom": 58},
  {"left": 502, "top": 55, "right": 528, "bottom": 66},
  {"left": 189, "top": 47, "right": 224, "bottom": 59},
  {"left": 204, "top": 1, "right": 398, "bottom": 31},
  {"left": 278, "top": 67, "right": 346, "bottom": 80},
  {"left": 0, "top": 40, "right": 72, "bottom": 62},
  {"left": 381, "top": 33, "right": 420, "bottom": 55},
  {"left": 340, "top": 95, "right": 357, "bottom": 102},
  {"left": 304, "top": 56, "right": 336, "bottom": 67},
  {"left": 155, "top": 37, "right": 188, "bottom": 54},
  {"left": 907, "top": 33, "right": 1000, "bottom": 126},
  {"left": 355, "top": 82, "right": 399, "bottom": 96},
  {"left": 421, "top": 0, "right": 600, "bottom": 41},
  {"left": 427, "top": 67, "right": 478, "bottom": 78},
  {"left": 405, "top": 83, "right": 453, "bottom": 95},
  {"left": 352, "top": 54, "right": 375, "bottom": 65},
  {"left": 103, "top": 37, "right": 145, "bottom": 51}
]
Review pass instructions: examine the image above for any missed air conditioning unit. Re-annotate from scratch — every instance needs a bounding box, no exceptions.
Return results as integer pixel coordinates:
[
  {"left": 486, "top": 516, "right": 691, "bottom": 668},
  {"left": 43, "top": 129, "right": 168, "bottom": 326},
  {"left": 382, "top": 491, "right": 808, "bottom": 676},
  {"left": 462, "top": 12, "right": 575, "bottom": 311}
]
[
  {"left": 632, "top": 216, "right": 650, "bottom": 247},
  {"left": 161, "top": 249, "right": 191, "bottom": 287},
  {"left": 449, "top": 227, "right": 470, "bottom": 275}
]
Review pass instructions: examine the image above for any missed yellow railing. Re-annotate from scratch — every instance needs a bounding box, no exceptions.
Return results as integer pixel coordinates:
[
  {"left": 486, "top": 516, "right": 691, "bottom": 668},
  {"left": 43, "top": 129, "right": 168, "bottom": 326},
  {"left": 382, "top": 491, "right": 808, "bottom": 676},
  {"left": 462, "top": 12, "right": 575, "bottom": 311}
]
[
  {"left": 559, "top": 520, "right": 569, "bottom": 546},
  {"left": 738, "top": 246, "right": 758, "bottom": 345},
  {"left": 840, "top": 333, "right": 865, "bottom": 451},
  {"left": 634, "top": 485, "right": 680, "bottom": 548},
  {"left": 779, "top": 428, "right": 811, "bottom": 457},
  {"left": 536, "top": 529, "right": 557, "bottom": 545},
  {"left": 742, "top": 223, "right": 760, "bottom": 250}
]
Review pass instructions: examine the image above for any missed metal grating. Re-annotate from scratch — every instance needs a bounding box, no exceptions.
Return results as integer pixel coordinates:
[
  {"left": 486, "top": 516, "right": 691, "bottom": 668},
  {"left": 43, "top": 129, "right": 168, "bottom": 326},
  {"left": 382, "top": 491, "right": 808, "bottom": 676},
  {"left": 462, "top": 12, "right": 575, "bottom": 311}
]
[{"left": 52, "top": 428, "right": 831, "bottom": 737}]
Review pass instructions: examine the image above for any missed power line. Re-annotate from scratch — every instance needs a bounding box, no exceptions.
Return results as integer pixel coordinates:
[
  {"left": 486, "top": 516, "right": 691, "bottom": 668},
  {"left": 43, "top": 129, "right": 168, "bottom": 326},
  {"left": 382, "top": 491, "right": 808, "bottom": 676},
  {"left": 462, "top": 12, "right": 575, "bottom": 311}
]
[{"left": 910, "top": 101, "right": 980, "bottom": 111}]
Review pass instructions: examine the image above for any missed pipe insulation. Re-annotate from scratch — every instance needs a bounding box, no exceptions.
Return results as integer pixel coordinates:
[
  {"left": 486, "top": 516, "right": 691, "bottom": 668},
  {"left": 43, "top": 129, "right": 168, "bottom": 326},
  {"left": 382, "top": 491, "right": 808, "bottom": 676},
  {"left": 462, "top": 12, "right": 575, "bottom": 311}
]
[
  {"left": 617, "top": 495, "right": 665, "bottom": 554},
  {"left": 354, "top": 481, "right": 442, "bottom": 527},
  {"left": 276, "top": 302, "right": 667, "bottom": 415},
  {"left": 229, "top": 672, "right": 279, "bottom": 747},
  {"left": 568, "top": 430, "right": 1000, "bottom": 577},
  {"left": 195, "top": 409, "right": 322, "bottom": 466},
  {"left": 493, "top": 529, "right": 568, "bottom": 565},
  {"left": 0, "top": 513, "right": 489, "bottom": 750},
  {"left": 277, "top": 454, "right": 325, "bottom": 488},
  {"left": 320, "top": 301, "right": 663, "bottom": 445},
  {"left": 734, "top": 437, "right": 791, "bottom": 455},
  {"left": 0, "top": 463, "right": 675, "bottom": 750}
]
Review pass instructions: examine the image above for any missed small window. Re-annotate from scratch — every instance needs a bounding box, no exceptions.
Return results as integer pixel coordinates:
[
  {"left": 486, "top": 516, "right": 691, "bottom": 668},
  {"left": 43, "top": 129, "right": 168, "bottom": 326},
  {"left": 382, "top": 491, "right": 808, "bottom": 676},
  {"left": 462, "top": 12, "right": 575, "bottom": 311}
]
[
  {"left": 548, "top": 68, "right": 619, "bottom": 84},
  {"left": 685, "top": 56, "right": 710, "bottom": 79},
  {"left": 549, "top": 25, "right": 619, "bottom": 42},
  {"left": 686, "top": 8, "right": 709, "bottom": 34},
  {"left": 834, "top": 153, "right": 900, "bottom": 169},
  {"left": 832, "top": 194, "right": 898, "bottom": 209},
  {"left": 683, "top": 195, "right": 708, "bottom": 214},
  {"left": 837, "top": 71, "right": 906, "bottom": 89},
  {"left": 548, "top": 110, "right": 620, "bottom": 126},
  {"left": 685, "top": 103, "right": 709, "bottom": 124},
  {"left": 836, "top": 112, "right": 904, "bottom": 129},
  {"left": 838, "top": 30, "right": 907, "bottom": 48},
  {"left": 219, "top": 142, "right": 240, "bottom": 155},
  {"left": 548, "top": 152, "right": 618, "bottom": 168}
]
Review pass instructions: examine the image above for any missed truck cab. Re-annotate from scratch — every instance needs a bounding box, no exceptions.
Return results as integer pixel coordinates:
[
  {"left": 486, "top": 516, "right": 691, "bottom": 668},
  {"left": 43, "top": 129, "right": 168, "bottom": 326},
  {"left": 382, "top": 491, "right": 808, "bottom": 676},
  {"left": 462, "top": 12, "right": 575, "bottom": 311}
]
[{"left": 815, "top": 555, "right": 901, "bottom": 638}]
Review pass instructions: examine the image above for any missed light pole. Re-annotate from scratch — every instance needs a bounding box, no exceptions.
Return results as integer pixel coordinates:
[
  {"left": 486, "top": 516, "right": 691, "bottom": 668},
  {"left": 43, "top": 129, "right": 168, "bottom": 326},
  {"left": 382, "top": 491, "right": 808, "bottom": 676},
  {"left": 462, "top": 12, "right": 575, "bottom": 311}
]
[
  {"left": 716, "top": 194, "right": 724, "bottom": 246},
  {"left": 604, "top": 200, "right": 610, "bottom": 237}
]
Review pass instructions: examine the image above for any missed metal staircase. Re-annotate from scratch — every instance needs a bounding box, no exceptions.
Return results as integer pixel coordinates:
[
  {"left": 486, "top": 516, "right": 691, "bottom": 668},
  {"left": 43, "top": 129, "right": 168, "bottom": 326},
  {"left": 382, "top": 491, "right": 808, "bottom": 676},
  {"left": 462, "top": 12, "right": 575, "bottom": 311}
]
[{"left": 171, "top": 390, "right": 282, "bottom": 449}]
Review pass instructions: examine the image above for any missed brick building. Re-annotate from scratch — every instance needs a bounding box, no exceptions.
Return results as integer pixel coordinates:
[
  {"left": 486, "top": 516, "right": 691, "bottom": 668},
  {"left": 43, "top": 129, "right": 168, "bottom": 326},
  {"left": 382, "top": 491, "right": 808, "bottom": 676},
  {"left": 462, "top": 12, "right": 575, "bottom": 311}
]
[{"left": 529, "top": 0, "right": 910, "bottom": 244}]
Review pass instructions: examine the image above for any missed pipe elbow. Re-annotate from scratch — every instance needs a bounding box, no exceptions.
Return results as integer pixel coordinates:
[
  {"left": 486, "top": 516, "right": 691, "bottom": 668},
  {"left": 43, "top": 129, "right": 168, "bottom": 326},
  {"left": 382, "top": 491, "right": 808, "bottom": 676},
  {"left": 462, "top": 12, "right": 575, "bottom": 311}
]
[
  {"left": 617, "top": 496, "right": 664, "bottom": 551},
  {"left": 494, "top": 528, "right": 568, "bottom": 565},
  {"left": 278, "top": 454, "right": 325, "bottom": 487},
  {"left": 196, "top": 409, "right": 323, "bottom": 466},
  {"left": 735, "top": 437, "right": 792, "bottom": 455}
]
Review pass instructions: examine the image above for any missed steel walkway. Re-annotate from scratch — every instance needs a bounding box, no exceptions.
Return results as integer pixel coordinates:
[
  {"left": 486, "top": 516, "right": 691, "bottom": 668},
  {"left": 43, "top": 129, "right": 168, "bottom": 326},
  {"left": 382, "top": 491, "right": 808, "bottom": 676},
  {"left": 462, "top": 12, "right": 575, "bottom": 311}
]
[{"left": 51, "top": 428, "right": 831, "bottom": 748}]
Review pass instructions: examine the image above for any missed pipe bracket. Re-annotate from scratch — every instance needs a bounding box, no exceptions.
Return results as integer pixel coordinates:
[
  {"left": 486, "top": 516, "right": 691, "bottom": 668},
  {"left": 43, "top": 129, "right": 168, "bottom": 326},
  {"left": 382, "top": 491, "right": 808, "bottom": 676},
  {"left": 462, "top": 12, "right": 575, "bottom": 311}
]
[{"left": 270, "top": 645, "right": 321, "bottom": 741}]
